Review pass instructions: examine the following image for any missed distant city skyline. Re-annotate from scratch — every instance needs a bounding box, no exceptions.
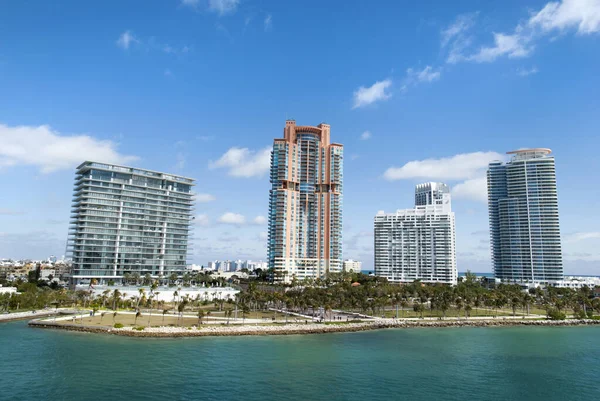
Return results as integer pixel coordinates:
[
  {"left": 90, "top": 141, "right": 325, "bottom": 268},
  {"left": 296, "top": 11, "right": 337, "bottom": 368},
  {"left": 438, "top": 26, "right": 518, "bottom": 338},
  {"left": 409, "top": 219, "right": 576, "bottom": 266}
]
[{"left": 1, "top": 0, "right": 600, "bottom": 275}]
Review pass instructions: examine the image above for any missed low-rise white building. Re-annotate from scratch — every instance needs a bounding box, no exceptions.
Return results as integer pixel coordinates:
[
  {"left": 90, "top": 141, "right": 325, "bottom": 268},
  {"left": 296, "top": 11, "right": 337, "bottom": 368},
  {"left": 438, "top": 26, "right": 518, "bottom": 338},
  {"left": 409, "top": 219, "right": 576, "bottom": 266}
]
[
  {"left": 80, "top": 285, "right": 239, "bottom": 302},
  {"left": 0, "top": 286, "right": 17, "bottom": 295},
  {"left": 553, "top": 276, "right": 600, "bottom": 289},
  {"left": 343, "top": 260, "right": 362, "bottom": 273}
]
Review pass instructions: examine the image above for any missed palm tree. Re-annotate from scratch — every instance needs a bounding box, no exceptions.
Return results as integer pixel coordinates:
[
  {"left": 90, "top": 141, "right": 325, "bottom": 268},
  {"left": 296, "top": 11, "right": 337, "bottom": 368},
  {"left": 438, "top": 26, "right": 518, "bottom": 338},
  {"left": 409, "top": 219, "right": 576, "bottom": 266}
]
[
  {"left": 101, "top": 289, "right": 111, "bottom": 308},
  {"left": 134, "top": 310, "right": 141, "bottom": 325},
  {"left": 242, "top": 304, "right": 250, "bottom": 324},
  {"left": 197, "top": 310, "right": 205, "bottom": 325},
  {"left": 464, "top": 304, "right": 472, "bottom": 319},
  {"left": 177, "top": 300, "right": 187, "bottom": 326},
  {"left": 162, "top": 308, "right": 171, "bottom": 324},
  {"left": 111, "top": 289, "right": 121, "bottom": 311},
  {"left": 510, "top": 296, "right": 521, "bottom": 317},
  {"left": 455, "top": 297, "right": 464, "bottom": 319},
  {"left": 225, "top": 308, "right": 232, "bottom": 325},
  {"left": 137, "top": 288, "right": 145, "bottom": 309},
  {"left": 113, "top": 311, "right": 118, "bottom": 324},
  {"left": 100, "top": 311, "right": 106, "bottom": 324}
]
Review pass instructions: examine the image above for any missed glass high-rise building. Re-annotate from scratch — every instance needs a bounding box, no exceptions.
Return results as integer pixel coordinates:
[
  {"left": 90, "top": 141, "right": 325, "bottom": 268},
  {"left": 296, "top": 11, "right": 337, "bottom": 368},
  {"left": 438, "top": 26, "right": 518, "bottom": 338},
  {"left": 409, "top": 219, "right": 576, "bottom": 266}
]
[
  {"left": 374, "top": 182, "right": 457, "bottom": 285},
  {"left": 68, "top": 162, "right": 194, "bottom": 285},
  {"left": 487, "top": 149, "right": 563, "bottom": 284},
  {"left": 267, "top": 120, "right": 343, "bottom": 282}
]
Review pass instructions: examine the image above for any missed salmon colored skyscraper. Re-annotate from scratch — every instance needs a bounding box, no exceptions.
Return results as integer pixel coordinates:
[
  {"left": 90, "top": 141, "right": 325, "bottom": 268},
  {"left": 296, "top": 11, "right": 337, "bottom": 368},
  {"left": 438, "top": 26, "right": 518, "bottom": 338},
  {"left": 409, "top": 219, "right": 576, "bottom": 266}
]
[{"left": 267, "top": 120, "right": 343, "bottom": 282}]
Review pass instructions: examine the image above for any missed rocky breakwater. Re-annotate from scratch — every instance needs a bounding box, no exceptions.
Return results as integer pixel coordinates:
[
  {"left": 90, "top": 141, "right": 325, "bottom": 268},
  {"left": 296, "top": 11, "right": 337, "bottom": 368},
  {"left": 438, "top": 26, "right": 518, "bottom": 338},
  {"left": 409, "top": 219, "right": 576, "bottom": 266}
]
[{"left": 29, "top": 318, "right": 600, "bottom": 337}]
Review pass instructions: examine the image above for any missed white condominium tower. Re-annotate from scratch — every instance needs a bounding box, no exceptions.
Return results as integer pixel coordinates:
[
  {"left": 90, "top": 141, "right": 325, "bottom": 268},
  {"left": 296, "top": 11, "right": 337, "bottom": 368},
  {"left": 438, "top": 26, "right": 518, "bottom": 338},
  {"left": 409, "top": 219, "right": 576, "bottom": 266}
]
[
  {"left": 374, "top": 182, "right": 457, "bottom": 285},
  {"left": 268, "top": 120, "right": 343, "bottom": 283},
  {"left": 68, "top": 162, "right": 194, "bottom": 285},
  {"left": 487, "top": 149, "right": 563, "bottom": 284}
]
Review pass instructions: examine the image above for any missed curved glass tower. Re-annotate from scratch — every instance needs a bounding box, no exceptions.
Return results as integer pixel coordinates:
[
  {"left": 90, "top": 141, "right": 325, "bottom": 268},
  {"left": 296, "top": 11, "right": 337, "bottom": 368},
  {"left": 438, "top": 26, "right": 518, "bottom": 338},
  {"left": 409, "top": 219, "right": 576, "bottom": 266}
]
[
  {"left": 268, "top": 120, "right": 343, "bottom": 282},
  {"left": 487, "top": 149, "right": 563, "bottom": 284}
]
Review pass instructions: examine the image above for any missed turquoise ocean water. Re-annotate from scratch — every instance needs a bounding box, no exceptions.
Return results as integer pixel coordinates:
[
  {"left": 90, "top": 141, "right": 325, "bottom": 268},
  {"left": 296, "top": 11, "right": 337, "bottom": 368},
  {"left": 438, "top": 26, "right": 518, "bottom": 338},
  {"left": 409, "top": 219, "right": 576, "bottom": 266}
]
[{"left": 1, "top": 321, "right": 599, "bottom": 401}]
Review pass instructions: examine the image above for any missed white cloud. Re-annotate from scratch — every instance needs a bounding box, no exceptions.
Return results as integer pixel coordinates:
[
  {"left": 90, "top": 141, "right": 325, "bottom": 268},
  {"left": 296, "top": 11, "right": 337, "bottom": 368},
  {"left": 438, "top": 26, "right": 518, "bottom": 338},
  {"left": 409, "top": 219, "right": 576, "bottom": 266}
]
[
  {"left": 209, "top": 147, "right": 271, "bottom": 178},
  {"left": 442, "top": 13, "right": 478, "bottom": 64},
  {"left": 196, "top": 193, "right": 216, "bottom": 203},
  {"left": 209, "top": 0, "right": 239, "bottom": 15},
  {"left": 517, "top": 66, "right": 539, "bottom": 76},
  {"left": 442, "top": 12, "right": 478, "bottom": 47},
  {"left": 253, "top": 215, "right": 267, "bottom": 225},
  {"left": 116, "top": 30, "right": 139, "bottom": 50},
  {"left": 384, "top": 151, "right": 505, "bottom": 203},
  {"left": 352, "top": 79, "right": 392, "bottom": 109},
  {"left": 360, "top": 131, "right": 372, "bottom": 140},
  {"left": 565, "top": 232, "right": 600, "bottom": 242},
  {"left": 195, "top": 214, "right": 210, "bottom": 226},
  {"left": 264, "top": 14, "right": 272, "bottom": 31},
  {"left": 406, "top": 65, "right": 441, "bottom": 83},
  {"left": 452, "top": 0, "right": 600, "bottom": 64},
  {"left": 468, "top": 32, "right": 531, "bottom": 63},
  {"left": 218, "top": 212, "right": 246, "bottom": 225},
  {"left": 529, "top": 0, "right": 600, "bottom": 35},
  {"left": 384, "top": 151, "right": 503, "bottom": 181},
  {"left": 258, "top": 231, "right": 268, "bottom": 241},
  {"left": 0, "top": 123, "right": 138, "bottom": 173},
  {"left": 452, "top": 177, "right": 488, "bottom": 203}
]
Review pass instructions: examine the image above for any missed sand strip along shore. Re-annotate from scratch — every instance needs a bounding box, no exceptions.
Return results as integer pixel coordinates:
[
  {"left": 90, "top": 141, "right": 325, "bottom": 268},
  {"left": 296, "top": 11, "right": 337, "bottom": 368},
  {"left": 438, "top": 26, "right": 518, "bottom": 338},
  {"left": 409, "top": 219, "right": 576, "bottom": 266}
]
[
  {"left": 28, "top": 318, "right": 600, "bottom": 337},
  {"left": 0, "top": 310, "right": 61, "bottom": 323}
]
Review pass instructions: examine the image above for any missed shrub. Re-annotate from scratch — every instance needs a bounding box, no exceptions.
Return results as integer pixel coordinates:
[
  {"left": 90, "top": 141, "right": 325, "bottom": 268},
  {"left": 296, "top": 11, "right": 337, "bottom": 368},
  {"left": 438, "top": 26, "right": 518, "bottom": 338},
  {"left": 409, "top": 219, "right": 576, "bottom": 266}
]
[
  {"left": 113, "top": 323, "right": 124, "bottom": 328},
  {"left": 547, "top": 308, "right": 566, "bottom": 321},
  {"left": 586, "top": 310, "right": 594, "bottom": 319},
  {"left": 575, "top": 310, "right": 587, "bottom": 320},
  {"left": 133, "top": 326, "right": 145, "bottom": 331}
]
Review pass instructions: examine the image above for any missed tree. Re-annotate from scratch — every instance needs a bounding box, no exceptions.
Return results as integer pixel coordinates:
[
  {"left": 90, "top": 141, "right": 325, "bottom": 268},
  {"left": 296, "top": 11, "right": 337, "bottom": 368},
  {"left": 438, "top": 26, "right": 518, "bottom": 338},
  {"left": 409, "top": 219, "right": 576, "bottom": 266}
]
[
  {"left": 197, "top": 309, "right": 205, "bottom": 325},
  {"left": 177, "top": 300, "right": 187, "bottom": 326},
  {"left": 134, "top": 310, "right": 142, "bottom": 325},
  {"left": 225, "top": 308, "right": 232, "bottom": 325},
  {"left": 162, "top": 308, "right": 171, "bottom": 324},
  {"left": 413, "top": 302, "right": 425, "bottom": 319},
  {"left": 111, "top": 289, "right": 121, "bottom": 311},
  {"left": 242, "top": 304, "right": 250, "bottom": 324},
  {"left": 510, "top": 296, "right": 521, "bottom": 317}
]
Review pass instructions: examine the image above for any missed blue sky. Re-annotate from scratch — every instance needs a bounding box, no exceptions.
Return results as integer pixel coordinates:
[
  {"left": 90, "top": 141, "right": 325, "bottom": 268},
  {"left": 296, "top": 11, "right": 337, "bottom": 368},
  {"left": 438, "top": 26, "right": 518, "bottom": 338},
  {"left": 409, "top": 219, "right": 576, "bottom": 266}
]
[{"left": 1, "top": 0, "right": 600, "bottom": 274}]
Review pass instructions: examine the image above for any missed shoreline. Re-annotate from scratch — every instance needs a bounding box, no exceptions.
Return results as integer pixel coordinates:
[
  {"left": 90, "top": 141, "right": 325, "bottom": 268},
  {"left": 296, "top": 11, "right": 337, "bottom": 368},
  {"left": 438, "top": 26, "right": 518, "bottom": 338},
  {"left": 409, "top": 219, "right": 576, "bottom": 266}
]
[
  {"left": 0, "top": 311, "right": 60, "bottom": 323},
  {"left": 28, "top": 318, "right": 600, "bottom": 337}
]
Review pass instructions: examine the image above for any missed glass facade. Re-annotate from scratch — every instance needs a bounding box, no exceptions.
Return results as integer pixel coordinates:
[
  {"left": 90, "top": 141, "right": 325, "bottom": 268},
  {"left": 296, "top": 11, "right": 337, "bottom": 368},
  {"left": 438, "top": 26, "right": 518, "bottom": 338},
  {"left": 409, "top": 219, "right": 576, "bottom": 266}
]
[
  {"left": 68, "top": 162, "right": 194, "bottom": 284},
  {"left": 487, "top": 150, "right": 563, "bottom": 284}
]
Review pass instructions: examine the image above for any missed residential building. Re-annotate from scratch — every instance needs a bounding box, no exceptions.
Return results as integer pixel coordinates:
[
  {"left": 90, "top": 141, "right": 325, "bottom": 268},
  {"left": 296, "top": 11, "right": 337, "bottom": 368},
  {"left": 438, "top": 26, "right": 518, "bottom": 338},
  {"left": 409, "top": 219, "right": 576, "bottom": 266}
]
[
  {"left": 268, "top": 120, "right": 343, "bottom": 282},
  {"left": 68, "top": 161, "right": 194, "bottom": 285},
  {"left": 374, "top": 182, "right": 457, "bottom": 285},
  {"left": 553, "top": 276, "right": 600, "bottom": 289},
  {"left": 343, "top": 259, "right": 362, "bottom": 273},
  {"left": 487, "top": 149, "right": 563, "bottom": 284}
]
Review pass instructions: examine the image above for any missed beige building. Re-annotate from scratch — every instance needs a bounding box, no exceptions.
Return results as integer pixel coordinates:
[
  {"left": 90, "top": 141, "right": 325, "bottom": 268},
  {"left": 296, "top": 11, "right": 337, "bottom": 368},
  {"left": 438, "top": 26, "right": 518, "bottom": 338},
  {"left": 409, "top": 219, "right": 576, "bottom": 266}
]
[
  {"left": 343, "top": 259, "right": 362, "bottom": 273},
  {"left": 268, "top": 120, "right": 343, "bottom": 282}
]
